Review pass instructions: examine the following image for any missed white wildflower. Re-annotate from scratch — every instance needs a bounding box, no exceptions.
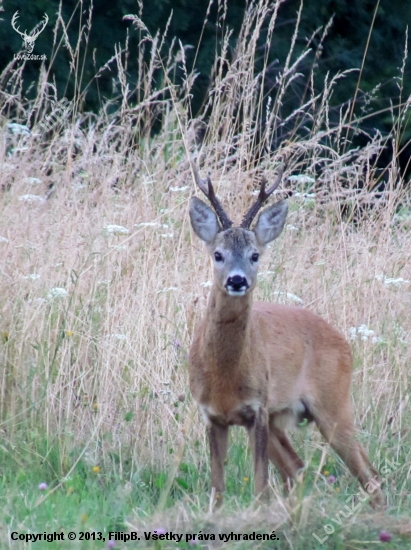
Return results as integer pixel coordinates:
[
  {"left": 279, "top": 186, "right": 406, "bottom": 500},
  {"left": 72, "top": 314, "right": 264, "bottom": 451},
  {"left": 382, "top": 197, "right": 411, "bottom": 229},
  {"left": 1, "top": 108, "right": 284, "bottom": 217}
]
[
  {"left": 358, "top": 324, "right": 374, "bottom": 337},
  {"left": 0, "top": 236, "right": 9, "bottom": 243},
  {"left": 24, "top": 177, "right": 42, "bottom": 185},
  {"left": 7, "top": 123, "right": 30, "bottom": 136},
  {"left": 72, "top": 182, "right": 86, "bottom": 191},
  {"left": 3, "top": 162, "right": 17, "bottom": 172},
  {"left": 288, "top": 175, "right": 315, "bottom": 185},
  {"left": 135, "top": 222, "right": 169, "bottom": 228},
  {"left": 24, "top": 274, "right": 40, "bottom": 280},
  {"left": 201, "top": 281, "right": 212, "bottom": 288},
  {"left": 350, "top": 324, "right": 379, "bottom": 342},
  {"left": 272, "top": 290, "right": 303, "bottom": 304},
  {"left": 157, "top": 287, "right": 178, "bottom": 293},
  {"left": 286, "top": 224, "right": 299, "bottom": 231},
  {"left": 169, "top": 186, "right": 189, "bottom": 192},
  {"left": 253, "top": 186, "right": 281, "bottom": 196},
  {"left": 294, "top": 192, "right": 316, "bottom": 199},
  {"left": 385, "top": 277, "right": 410, "bottom": 286},
  {"left": 108, "top": 333, "right": 127, "bottom": 341},
  {"left": 18, "top": 194, "right": 44, "bottom": 203},
  {"left": 48, "top": 287, "right": 68, "bottom": 299},
  {"left": 103, "top": 224, "right": 129, "bottom": 235},
  {"left": 161, "top": 233, "right": 174, "bottom": 238},
  {"left": 314, "top": 260, "right": 327, "bottom": 266},
  {"left": 284, "top": 292, "right": 303, "bottom": 304}
]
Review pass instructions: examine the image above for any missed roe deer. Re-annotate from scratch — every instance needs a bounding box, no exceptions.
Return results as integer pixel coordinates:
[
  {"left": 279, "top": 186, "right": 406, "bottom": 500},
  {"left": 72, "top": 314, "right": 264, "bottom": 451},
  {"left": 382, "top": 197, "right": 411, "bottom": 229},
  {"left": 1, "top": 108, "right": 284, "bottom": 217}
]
[{"left": 188, "top": 163, "right": 383, "bottom": 507}]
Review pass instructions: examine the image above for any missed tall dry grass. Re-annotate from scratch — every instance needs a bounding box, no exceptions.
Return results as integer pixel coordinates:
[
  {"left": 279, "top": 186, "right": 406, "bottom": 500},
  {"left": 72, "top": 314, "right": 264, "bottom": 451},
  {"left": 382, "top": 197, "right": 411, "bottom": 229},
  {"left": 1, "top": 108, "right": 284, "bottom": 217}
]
[{"left": 0, "top": 0, "right": 410, "bottom": 542}]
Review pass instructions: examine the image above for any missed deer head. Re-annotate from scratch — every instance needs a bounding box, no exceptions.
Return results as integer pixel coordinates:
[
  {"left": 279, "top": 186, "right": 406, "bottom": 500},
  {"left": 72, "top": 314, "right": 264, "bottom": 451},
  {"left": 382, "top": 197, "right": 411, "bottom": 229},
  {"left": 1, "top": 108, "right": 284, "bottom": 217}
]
[{"left": 189, "top": 163, "right": 288, "bottom": 296}]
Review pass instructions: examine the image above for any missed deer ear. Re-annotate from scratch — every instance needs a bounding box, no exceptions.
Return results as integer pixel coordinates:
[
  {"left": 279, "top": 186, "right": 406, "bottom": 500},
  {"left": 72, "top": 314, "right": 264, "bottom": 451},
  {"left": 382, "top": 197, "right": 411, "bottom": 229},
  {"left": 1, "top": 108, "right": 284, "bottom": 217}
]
[
  {"left": 189, "top": 196, "right": 220, "bottom": 244},
  {"left": 253, "top": 200, "right": 288, "bottom": 246}
]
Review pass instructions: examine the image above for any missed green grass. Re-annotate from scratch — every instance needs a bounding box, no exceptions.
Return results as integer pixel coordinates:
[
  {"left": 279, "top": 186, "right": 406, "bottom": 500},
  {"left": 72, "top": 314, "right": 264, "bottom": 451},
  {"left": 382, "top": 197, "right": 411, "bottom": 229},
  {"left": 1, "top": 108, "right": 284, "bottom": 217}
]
[{"left": 1, "top": 425, "right": 410, "bottom": 549}]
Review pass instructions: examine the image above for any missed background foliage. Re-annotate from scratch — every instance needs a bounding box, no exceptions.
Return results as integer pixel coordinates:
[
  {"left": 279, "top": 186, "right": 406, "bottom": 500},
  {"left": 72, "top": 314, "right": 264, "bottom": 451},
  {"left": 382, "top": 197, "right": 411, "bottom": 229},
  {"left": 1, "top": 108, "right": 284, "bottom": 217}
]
[{"left": 1, "top": 0, "right": 411, "bottom": 173}]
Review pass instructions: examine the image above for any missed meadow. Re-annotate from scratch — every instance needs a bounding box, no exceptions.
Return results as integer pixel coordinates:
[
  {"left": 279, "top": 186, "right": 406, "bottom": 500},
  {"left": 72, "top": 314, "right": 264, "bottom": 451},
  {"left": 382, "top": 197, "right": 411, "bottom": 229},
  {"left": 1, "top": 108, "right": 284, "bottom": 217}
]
[{"left": 1, "top": 1, "right": 411, "bottom": 548}]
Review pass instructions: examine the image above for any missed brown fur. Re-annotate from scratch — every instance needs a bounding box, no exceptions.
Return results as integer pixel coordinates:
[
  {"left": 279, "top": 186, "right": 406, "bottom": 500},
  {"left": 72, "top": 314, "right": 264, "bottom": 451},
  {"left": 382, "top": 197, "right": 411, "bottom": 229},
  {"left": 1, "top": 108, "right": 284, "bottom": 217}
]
[
  {"left": 188, "top": 193, "right": 383, "bottom": 508},
  {"left": 189, "top": 287, "right": 383, "bottom": 506}
]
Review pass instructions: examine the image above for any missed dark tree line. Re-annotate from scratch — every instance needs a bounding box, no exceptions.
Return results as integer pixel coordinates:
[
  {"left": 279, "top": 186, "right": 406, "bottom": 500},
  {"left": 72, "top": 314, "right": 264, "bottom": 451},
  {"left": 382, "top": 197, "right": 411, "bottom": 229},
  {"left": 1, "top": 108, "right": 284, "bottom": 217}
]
[{"left": 1, "top": 0, "right": 411, "bottom": 172}]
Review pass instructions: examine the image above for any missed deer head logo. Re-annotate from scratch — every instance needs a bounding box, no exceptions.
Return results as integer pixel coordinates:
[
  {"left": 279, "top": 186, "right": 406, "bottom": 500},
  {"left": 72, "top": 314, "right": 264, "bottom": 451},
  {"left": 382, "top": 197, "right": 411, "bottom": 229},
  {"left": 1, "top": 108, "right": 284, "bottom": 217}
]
[{"left": 11, "top": 11, "right": 49, "bottom": 54}]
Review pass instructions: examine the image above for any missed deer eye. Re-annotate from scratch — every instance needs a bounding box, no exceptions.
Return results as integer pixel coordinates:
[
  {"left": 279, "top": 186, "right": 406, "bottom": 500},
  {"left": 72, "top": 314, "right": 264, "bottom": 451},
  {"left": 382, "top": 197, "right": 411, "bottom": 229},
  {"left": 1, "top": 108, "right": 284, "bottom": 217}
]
[
  {"left": 251, "top": 253, "right": 259, "bottom": 262},
  {"left": 214, "top": 251, "right": 223, "bottom": 262}
]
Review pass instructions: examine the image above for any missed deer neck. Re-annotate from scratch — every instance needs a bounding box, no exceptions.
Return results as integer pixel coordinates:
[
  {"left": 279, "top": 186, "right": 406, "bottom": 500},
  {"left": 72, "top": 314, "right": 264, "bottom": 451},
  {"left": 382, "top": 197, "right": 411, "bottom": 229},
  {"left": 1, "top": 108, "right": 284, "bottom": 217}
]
[{"left": 202, "top": 284, "right": 253, "bottom": 370}]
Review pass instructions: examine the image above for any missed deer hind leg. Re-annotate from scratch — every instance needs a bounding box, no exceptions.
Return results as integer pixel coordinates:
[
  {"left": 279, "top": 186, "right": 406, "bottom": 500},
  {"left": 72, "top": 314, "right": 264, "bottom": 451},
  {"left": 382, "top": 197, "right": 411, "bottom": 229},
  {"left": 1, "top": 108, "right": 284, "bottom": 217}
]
[
  {"left": 267, "top": 416, "right": 304, "bottom": 486},
  {"left": 209, "top": 422, "right": 229, "bottom": 507},
  {"left": 314, "top": 408, "right": 384, "bottom": 508}
]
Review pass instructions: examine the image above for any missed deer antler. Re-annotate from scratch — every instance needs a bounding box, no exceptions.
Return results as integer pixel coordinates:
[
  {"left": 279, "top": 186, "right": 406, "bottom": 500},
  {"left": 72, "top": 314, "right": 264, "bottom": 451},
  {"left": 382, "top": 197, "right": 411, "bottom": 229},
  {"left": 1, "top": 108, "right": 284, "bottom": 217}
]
[
  {"left": 240, "top": 163, "right": 284, "bottom": 229},
  {"left": 11, "top": 12, "right": 26, "bottom": 38},
  {"left": 190, "top": 161, "right": 233, "bottom": 230},
  {"left": 30, "top": 13, "right": 49, "bottom": 41}
]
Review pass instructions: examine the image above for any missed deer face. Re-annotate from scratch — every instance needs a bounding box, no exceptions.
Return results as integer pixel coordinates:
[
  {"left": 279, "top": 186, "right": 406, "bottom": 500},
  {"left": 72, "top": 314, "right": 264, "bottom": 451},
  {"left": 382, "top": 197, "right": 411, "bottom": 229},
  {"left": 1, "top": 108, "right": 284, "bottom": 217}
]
[
  {"left": 190, "top": 197, "right": 288, "bottom": 297},
  {"left": 209, "top": 228, "right": 261, "bottom": 296}
]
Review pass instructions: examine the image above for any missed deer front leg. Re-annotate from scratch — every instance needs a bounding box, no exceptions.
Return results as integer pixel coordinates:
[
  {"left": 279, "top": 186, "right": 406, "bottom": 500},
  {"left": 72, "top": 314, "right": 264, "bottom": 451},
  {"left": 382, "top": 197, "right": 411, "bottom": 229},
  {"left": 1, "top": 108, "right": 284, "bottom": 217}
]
[
  {"left": 209, "top": 422, "right": 229, "bottom": 507},
  {"left": 248, "top": 408, "right": 269, "bottom": 500}
]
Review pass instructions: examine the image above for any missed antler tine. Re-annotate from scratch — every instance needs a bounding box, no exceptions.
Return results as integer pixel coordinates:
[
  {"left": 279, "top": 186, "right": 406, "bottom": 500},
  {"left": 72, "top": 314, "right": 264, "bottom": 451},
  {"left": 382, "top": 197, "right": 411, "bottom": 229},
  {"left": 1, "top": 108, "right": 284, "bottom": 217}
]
[
  {"left": 240, "top": 163, "right": 285, "bottom": 229},
  {"left": 28, "top": 13, "right": 49, "bottom": 41},
  {"left": 11, "top": 12, "right": 25, "bottom": 37},
  {"left": 34, "top": 13, "right": 49, "bottom": 35},
  {"left": 190, "top": 161, "right": 233, "bottom": 230}
]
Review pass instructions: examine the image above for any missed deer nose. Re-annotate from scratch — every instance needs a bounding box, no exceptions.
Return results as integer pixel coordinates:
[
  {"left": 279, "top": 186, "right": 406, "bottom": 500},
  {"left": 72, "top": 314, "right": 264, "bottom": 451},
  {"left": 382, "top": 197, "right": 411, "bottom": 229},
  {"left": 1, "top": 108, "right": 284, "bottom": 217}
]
[{"left": 226, "top": 274, "right": 249, "bottom": 292}]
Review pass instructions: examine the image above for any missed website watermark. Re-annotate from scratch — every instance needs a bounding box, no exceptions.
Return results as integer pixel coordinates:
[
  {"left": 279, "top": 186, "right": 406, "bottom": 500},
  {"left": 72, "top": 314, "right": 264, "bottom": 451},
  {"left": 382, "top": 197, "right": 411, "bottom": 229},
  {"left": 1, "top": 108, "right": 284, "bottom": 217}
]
[
  {"left": 14, "top": 54, "right": 47, "bottom": 61},
  {"left": 11, "top": 10, "right": 48, "bottom": 60},
  {"left": 312, "top": 457, "right": 400, "bottom": 544}
]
